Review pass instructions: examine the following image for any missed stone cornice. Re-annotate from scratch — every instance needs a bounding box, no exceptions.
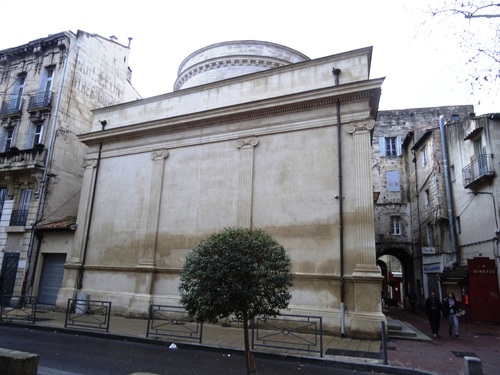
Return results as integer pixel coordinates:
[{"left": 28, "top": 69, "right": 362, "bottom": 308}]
[
  {"left": 81, "top": 78, "right": 383, "bottom": 147},
  {"left": 174, "top": 56, "right": 287, "bottom": 91}
]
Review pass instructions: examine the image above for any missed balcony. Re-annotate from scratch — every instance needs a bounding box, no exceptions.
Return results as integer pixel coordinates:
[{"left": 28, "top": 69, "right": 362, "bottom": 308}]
[
  {"left": 0, "top": 146, "right": 46, "bottom": 171},
  {"left": 27, "top": 91, "right": 53, "bottom": 112},
  {"left": 462, "top": 154, "right": 495, "bottom": 188},
  {"left": 9, "top": 209, "right": 28, "bottom": 226},
  {"left": 0, "top": 98, "right": 24, "bottom": 118}
]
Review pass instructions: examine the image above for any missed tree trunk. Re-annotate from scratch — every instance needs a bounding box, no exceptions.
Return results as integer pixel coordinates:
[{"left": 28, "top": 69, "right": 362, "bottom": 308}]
[{"left": 243, "top": 316, "right": 256, "bottom": 374}]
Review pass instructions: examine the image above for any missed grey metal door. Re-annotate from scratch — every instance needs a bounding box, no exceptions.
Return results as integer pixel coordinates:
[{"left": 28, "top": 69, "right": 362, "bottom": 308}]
[
  {"left": 38, "top": 253, "right": 66, "bottom": 305},
  {"left": 0, "top": 252, "right": 20, "bottom": 306}
]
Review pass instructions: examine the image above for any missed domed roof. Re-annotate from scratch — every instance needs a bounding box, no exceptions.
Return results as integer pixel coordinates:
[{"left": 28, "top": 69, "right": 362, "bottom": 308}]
[{"left": 174, "top": 40, "right": 310, "bottom": 91}]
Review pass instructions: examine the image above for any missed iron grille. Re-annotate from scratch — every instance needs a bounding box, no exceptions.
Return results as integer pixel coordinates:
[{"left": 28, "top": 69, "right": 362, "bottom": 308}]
[
  {"left": 9, "top": 209, "right": 28, "bottom": 226},
  {"left": 27, "top": 91, "right": 53, "bottom": 111}
]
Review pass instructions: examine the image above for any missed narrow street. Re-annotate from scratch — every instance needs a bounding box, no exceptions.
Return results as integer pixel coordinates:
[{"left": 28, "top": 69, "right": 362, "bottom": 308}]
[{"left": 0, "top": 325, "right": 374, "bottom": 375}]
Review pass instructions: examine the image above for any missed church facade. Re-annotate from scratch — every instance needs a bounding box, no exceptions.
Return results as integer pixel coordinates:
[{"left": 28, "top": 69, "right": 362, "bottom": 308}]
[{"left": 58, "top": 41, "right": 385, "bottom": 338}]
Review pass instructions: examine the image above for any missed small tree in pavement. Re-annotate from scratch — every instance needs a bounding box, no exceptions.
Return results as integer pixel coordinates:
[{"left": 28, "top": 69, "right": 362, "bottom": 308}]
[{"left": 179, "top": 227, "right": 293, "bottom": 375}]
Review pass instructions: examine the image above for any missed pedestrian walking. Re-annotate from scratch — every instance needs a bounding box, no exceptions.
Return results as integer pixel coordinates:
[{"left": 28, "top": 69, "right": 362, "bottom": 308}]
[
  {"left": 424, "top": 291, "right": 443, "bottom": 337},
  {"left": 408, "top": 290, "right": 418, "bottom": 314},
  {"left": 442, "top": 291, "right": 460, "bottom": 338}
]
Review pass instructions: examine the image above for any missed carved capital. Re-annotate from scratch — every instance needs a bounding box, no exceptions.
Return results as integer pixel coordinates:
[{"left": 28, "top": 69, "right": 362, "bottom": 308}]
[
  {"left": 346, "top": 120, "right": 375, "bottom": 135},
  {"left": 236, "top": 137, "right": 259, "bottom": 149},
  {"left": 151, "top": 149, "right": 169, "bottom": 161},
  {"left": 82, "top": 159, "right": 98, "bottom": 169}
]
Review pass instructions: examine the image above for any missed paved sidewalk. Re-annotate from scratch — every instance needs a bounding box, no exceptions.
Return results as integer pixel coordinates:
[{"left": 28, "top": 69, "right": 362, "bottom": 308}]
[
  {"left": 2, "top": 306, "right": 498, "bottom": 374},
  {"left": 384, "top": 307, "right": 500, "bottom": 375}
]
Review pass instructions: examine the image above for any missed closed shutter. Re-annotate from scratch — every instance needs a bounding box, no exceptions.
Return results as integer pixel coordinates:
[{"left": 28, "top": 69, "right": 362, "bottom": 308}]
[
  {"left": 38, "top": 253, "right": 66, "bottom": 305},
  {"left": 379, "top": 137, "right": 386, "bottom": 157}
]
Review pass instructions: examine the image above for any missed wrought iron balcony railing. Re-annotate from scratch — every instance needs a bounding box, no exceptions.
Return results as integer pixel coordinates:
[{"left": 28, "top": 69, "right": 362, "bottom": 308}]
[
  {"left": 27, "top": 91, "right": 53, "bottom": 112},
  {"left": 462, "top": 154, "right": 495, "bottom": 188},
  {"left": 0, "top": 98, "right": 24, "bottom": 117},
  {"left": 9, "top": 209, "right": 29, "bottom": 226}
]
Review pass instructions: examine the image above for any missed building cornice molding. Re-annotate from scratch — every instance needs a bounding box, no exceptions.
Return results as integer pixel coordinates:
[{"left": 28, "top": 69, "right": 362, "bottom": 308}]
[{"left": 82, "top": 78, "right": 383, "bottom": 148}]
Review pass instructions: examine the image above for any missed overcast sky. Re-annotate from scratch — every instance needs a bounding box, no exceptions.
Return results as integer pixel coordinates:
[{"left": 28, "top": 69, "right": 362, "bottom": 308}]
[{"left": 0, "top": 0, "right": 497, "bottom": 114}]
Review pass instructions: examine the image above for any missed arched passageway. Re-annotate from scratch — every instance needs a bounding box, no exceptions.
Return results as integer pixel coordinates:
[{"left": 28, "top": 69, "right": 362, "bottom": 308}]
[{"left": 377, "top": 246, "right": 416, "bottom": 309}]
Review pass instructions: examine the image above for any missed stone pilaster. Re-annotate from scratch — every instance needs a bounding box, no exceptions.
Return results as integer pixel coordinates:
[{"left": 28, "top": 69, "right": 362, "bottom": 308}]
[
  {"left": 345, "top": 120, "right": 385, "bottom": 338},
  {"left": 236, "top": 137, "right": 258, "bottom": 228},
  {"left": 346, "top": 120, "right": 380, "bottom": 275},
  {"left": 67, "top": 159, "right": 98, "bottom": 265},
  {"left": 57, "top": 158, "right": 98, "bottom": 307},
  {"left": 139, "top": 148, "right": 169, "bottom": 265}
]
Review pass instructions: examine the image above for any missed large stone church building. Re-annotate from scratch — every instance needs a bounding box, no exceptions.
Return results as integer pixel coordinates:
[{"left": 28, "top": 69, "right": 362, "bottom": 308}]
[{"left": 58, "top": 41, "right": 385, "bottom": 338}]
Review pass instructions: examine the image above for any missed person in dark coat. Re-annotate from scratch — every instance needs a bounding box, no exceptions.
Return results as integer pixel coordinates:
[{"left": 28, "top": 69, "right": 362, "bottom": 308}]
[
  {"left": 442, "top": 291, "right": 460, "bottom": 338},
  {"left": 424, "top": 291, "right": 443, "bottom": 338},
  {"left": 408, "top": 290, "right": 418, "bottom": 313}
]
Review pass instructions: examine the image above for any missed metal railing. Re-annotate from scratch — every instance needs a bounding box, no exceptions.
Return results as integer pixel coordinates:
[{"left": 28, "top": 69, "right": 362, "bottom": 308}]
[
  {"left": 65, "top": 298, "right": 112, "bottom": 332},
  {"left": 9, "top": 209, "right": 29, "bottom": 226},
  {"left": 251, "top": 313, "right": 323, "bottom": 357},
  {"left": 462, "top": 154, "right": 495, "bottom": 188},
  {"left": 0, "top": 294, "right": 37, "bottom": 323},
  {"left": 0, "top": 98, "right": 24, "bottom": 117},
  {"left": 27, "top": 91, "right": 53, "bottom": 111},
  {"left": 147, "top": 304, "right": 203, "bottom": 343}
]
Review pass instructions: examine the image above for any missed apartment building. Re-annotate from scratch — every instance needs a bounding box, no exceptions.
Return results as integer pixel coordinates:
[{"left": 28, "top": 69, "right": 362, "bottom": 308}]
[
  {"left": 0, "top": 30, "right": 139, "bottom": 307},
  {"left": 374, "top": 106, "right": 500, "bottom": 324}
]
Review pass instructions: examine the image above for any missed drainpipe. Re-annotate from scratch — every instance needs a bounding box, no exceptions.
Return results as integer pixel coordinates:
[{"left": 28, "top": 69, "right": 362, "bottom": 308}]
[
  {"left": 332, "top": 67, "right": 346, "bottom": 337},
  {"left": 439, "top": 115, "right": 458, "bottom": 267},
  {"left": 21, "top": 51, "right": 68, "bottom": 297},
  {"left": 76, "top": 120, "right": 106, "bottom": 290},
  {"left": 411, "top": 147, "right": 423, "bottom": 299}
]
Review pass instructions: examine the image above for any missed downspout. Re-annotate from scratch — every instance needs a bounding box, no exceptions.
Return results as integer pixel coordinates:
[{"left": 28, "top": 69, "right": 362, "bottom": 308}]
[
  {"left": 332, "top": 68, "right": 346, "bottom": 337},
  {"left": 411, "top": 148, "right": 423, "bottom": 297},
  {"left": 21, "top": 51, "right": 69, "bottom": 297},
  {"left": 439, "top": 115, "right": 459, "bottom": 267},
  {"left": 76, "top": 120, "right": 106, "bottom": 290}
]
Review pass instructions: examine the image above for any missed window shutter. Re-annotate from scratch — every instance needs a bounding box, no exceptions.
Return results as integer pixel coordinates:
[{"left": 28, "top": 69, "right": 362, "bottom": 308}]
[
  {"left": 26, "top": 123, "right": 35, "bottom": 148},
  {"left": 379, "top": 137, "right": 386, "bottom": 157},
  {"left": 0, "top": 130, "right": 7, "bottom": 152},
  {"left": 396, "top": 136, "right": 402, "bottom": 156}
]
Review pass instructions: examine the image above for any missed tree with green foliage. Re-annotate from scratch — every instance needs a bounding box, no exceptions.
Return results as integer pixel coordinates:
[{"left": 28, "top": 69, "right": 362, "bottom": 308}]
[{"left": 179, "top": 227, "right": 293, "bottom": 375}]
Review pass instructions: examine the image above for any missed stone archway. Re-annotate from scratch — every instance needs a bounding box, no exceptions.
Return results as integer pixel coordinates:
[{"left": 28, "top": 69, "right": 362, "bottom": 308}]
[{"left": 377, "top": 246, "right": 415, "bottom": 309}]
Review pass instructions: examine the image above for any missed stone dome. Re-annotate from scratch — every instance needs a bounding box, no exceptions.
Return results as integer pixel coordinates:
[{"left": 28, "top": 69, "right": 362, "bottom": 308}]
[{"left": 174, "top": 40, "right": 310, "bottom": 91}]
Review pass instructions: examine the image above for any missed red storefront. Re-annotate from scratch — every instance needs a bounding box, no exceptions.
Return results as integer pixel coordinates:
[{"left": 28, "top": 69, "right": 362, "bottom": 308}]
[{"left": 468, "top": 258, "right": 500, "bottom": 324}]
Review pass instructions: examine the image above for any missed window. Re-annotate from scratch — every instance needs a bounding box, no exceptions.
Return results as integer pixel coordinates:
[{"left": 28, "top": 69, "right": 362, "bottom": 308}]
[
  {"left": 386, "top": 170, "right": 400, "bottom": 192},
  {"left": 9, "top": 74, "right": 26, "bottom": 112},
  {"left": 421, "top": 146, "right": 427, "bottom": 167},
  {"left": 41, "top": 67, "right": 54, "bottom": 94},
  {"left": 0, "top": 127, "right": 16, "bottom": 152},
  {"left": 0, "top": 187, "right": 6, "bottom": 220},
  {"left": 379, "top": 136, "right": 402, "bottom": 158},
  {"left": 450, "top": 164, "right": 456, "bottom": 182},
  {"left": 424, "top": 189, "right": 430, "bottom": 207},
  {"left": 456, "top": 216, "right": 461, "bottom": 234},
  {"left": 426, "top": 224, "right": 434, "bottom": 246},
  {"left": 390, "top": 216, "right": 402, "bottom": 236},
  {"left": 27, "top": 122, "right": 44, "bottom": 148},
  {"left": 474, "top": 137, "right": 488, "bottom": 176},
  {"left": 10, "top": 188, "right": 32, "bottom": 226}
]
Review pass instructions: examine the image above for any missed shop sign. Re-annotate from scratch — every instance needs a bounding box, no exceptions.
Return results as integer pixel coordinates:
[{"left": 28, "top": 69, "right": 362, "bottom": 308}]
[
  {"left": 422, "top": 247, "right": 436, "bottom": 254},
  {"left": 423, "top": 263, "right": 441, "bottom": 273}
]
